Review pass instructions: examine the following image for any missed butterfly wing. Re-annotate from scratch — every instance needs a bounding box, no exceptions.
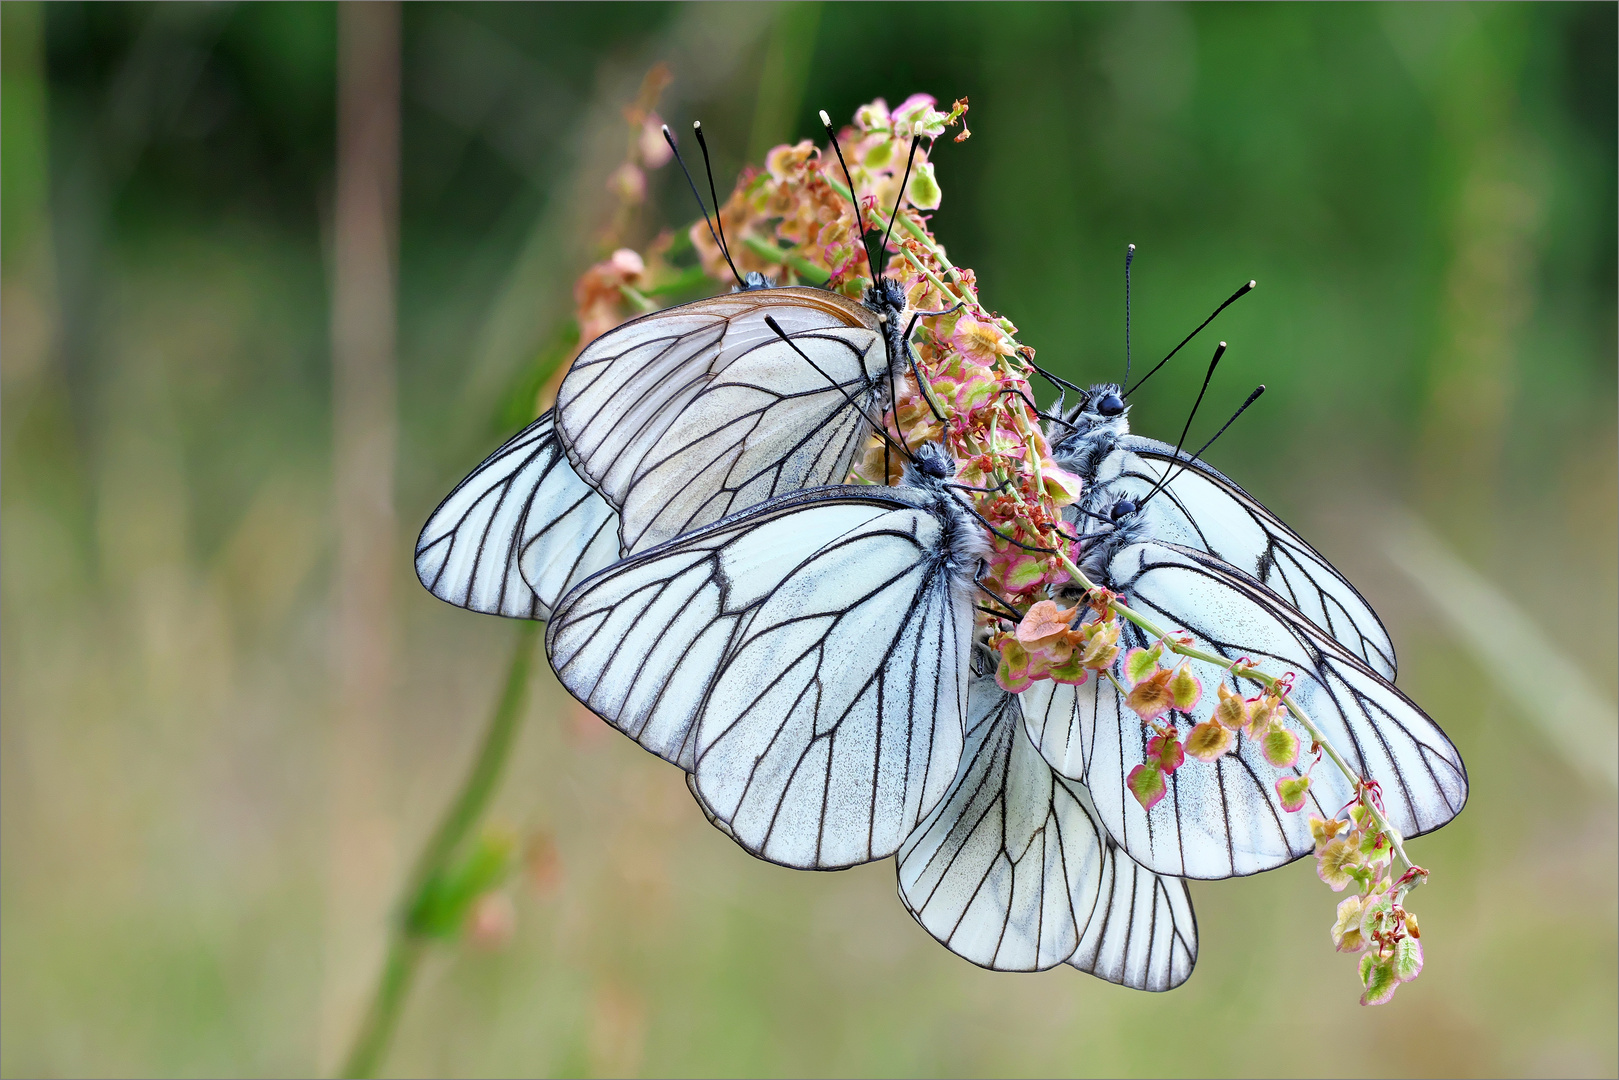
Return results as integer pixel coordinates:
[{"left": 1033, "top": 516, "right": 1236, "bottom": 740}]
[
  {"left": 1031, "top": 541, "right": 1465, "bottom": 880},
  {"left": 1092, "top": 435, "right": 1397, "bottom": 679},
  {"left": 691, "top": 494, "right": 978, "bottom": 870},
  {"left": 1066, "top": 781, "right": 1199, "bottom": 992},
  {"left": 897, "top": 678, "right": 1197, "bottom": 987},
  {"left": 553, "top": 287, "right": 889, "bottom": 553},
  {"left": 415, "top": 410, "right": 619, "bottom": 620},
  {"left": 547, "top": 487, "right": 906, "bottom": 770}
]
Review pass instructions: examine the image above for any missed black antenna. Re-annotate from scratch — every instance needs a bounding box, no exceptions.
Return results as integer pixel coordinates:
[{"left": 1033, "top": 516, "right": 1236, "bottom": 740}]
[
  {"left": 763, "top": 314, "right": 914, "bottom": 462},
  {"left": 691, "top": 122, "right": 738, "bottom": 272},
  {"left": 1150, "top": 384, "right": 1267, "bottom": 502},
  {"left": 663, "top": 124, "right": 744, "bottom": 289},
  {"left": 1125, "top": 279, "right": 1255, "bottom": 398},
  {"left": 1141, "top": 341, "right": 1226, "bottom": 506},
  {"left": 1123, "top": 243, "right": 1136, "bottom": 387},
  {"left": 819, "top": 109, "right": 881, "bottom": 285},
  {"left": 879, "top": 135, "right": 922, "bottom": 267}
]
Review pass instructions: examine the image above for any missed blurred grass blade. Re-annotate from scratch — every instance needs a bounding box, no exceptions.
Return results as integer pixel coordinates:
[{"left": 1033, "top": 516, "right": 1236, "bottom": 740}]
[{"left": 1383, "top": 509, "right": 1618, "bottom": 791}]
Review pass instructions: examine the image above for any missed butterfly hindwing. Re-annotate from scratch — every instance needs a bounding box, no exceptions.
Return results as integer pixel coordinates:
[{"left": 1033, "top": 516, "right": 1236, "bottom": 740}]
[
  {"left": 414, "top": 410, "right": 619, "bottom": 620},
  {"left": 553, "top": 288, "right": 890, "bottom": 553},
  {"left": 1041, "top": 541, "right": 1465, "bottom": 880},
  {"left": 897, "top": 679, "right": 1197, "bottom": 987}
]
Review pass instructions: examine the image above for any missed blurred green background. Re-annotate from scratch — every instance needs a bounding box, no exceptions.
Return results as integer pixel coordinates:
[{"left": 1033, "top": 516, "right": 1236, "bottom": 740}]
[{"left": 3, "top": 2, "right": 1615, "bottom": 1077}]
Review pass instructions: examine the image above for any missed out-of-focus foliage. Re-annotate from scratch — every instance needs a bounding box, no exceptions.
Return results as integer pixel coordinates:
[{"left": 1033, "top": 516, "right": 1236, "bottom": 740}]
[{"left": 2, "top": 3, "right": 1613, "bottom": 1077}]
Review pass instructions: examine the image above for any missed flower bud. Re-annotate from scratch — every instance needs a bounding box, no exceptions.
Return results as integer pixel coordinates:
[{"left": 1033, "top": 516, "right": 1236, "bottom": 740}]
[
  {"left": 1127, "top": 763, "right": 1167, "bottom": 810},
  {"left": 1262, "top": 725, "right": 1300, "bottom": 768},
  {"left": 1213, "top": 683, "right": 1250, "bottom": 730},
  {"left": 1185, "top": 720, "right": 1234, "bottom": 762},
  {"left": 1331, "top": 894, "right": 1368, "bottom": 953},
  {"left": 1276, "top": 774, "right": 1311, "bottom": 812},
  {"left": 1167, "top": 665, "right": 1203, "bottom": 710}
]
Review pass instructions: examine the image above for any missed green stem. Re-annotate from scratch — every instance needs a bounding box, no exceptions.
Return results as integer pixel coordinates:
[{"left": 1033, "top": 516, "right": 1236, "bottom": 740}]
[
  {"left": 341, "top": 620, "right": 542, "bottom": 1078},
  {"left": 740, "top": 234, "right": 831, "bottom": 284}
]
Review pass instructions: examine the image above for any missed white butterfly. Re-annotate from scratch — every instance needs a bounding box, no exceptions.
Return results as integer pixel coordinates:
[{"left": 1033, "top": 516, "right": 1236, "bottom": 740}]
[
  {"left": 415, "top": 409, "right": 619, "bottom": 621},
  {"left": 898, "top": 670, "right": 1197, "bottom": 988},
  {"left": 1047, "top": 382, "right": 1397, "bottom": 677},
  {"left": 1021, "top": 484, "right": 1467, "bottom": 880},
  {"left": 546, "top": 442, "right": 987, "bottom": 869},
  {"left": 552, "top": 279, "right": 923, "bottom": 554}
]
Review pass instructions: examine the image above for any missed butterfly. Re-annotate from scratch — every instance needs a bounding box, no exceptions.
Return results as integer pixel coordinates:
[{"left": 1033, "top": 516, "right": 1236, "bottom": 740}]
[
  {"left": 416, "top": 123, "right": 934, "bottom": 621},
  {"left": 551, "top": 122, "right": 944, "bottom": 555},
  {"left": 897, "top": 667, "right": 1197, "bottom": 988},
  {"left": 1021, "top": 482, "right": 1467, "bottom": 881},
  {"left": 415, "top": 409, "right": 619, "bottom": 621},
  {"left": 1045, "top": 381, "right": 1396, "bottom": 678},
  {"left": 545, "top": 441, "right": 989, "bottom": 869}
]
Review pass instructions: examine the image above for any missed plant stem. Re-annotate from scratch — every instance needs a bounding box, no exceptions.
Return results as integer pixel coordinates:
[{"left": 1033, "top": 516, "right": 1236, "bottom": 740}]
[{"left": 341, "top": 619, "right": 542, "bottom": 1078}]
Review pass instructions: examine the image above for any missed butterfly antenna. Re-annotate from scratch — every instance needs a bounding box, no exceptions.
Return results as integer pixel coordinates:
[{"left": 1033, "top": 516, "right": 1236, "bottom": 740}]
[
  {"left": 1141, "top": 341, "right": 1226, "bottom": 506},
  {"left": 763, "top": 314, "right": 914, "bottom": 462},
  {"left": 663, "top": 124, "right": 745, "bottom": 289},
  {"left": 820, "top": 109, "right": 881, "bottom": 285},
  {"left": 1125, "top": 279, "right": 1255, "bottom": 398},
  {"left": 1150, "top": 384, "right": 1267, "bottom": 502},
  {"left": 691, "top": 121, "right": 745, "bottom": 286},
  {"left": 879, "top": 135, "right": 922, "bottom": 268},
  {"left": 1123, "top": 243, "right": 1136, "bottom": 387}
]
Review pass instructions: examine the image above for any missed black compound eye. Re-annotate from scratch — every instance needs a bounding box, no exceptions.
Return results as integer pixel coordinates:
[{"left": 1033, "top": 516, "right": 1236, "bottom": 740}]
[
  {"left": 921, "top": 456, "right": 950, "bottom": 479},
  {"left": 1109, "top": 498, "right": 1138, "bottom": 522},
  {"left": 1096, "top": 392, "right": 1125, "bottom": 417}
]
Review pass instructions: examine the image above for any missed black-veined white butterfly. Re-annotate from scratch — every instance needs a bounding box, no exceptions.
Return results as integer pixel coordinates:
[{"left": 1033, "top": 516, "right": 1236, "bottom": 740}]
[
  {"left": 546, "top": 441, "right": 987, "bottom": 870},
  {"left": 1020, "top": 483, "right": 1467, "bottom": 881},
  {"left": 897, "top": 668, "right": 1197, "bottom": 988},
  {"left": 416, "top": 122, "right": 932, "bottom": 620}
]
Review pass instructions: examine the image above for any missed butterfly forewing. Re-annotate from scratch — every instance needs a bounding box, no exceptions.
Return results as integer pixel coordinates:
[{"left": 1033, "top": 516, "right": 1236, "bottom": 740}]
[
  {"left": 1040, "top": 541, "right": 1465, "bottom": 880},
  {"left": 546, "top": 491, "right": 901, "bottom": 769},
  {"left": 693, "top": 501, "right": 976, "bottom": 869},
  {"left": 554, "top": 288, "right": 889, "bottom": 553},
  {"left": 415, "top": 410, "right": 619, "bottom": 620},
  {"left": 1095, "top": 435, "right": 1397, "bottom": 679}
]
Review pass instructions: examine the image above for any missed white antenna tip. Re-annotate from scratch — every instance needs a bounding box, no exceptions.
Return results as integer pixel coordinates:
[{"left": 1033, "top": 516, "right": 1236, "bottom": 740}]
[
  {"left": 1219, "top": 341, "right": 1227, "bottom": 348},
  {"left": 1249, "top": 279, "right": 1257, "bottom": 288},
  {"left": 661, "top": 123, "right": 671, "bottom": 134},
  {"left": 1128, "top": 243, "right": 1136, "bottom": 252},
  {"left": 819, "top": 109, "right": 832, "bottom": 127},
  {"left": 692, "top": 120, "right": 702, "bottom": 131}
]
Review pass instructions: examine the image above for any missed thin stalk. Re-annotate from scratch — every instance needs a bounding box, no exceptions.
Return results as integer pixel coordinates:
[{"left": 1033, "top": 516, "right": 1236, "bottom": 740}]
[
  {"left": 341, "top": 620, "right": 542, "bottom": 1078},
  {"left": 741, "top": 235, "right": 832, "bottom": 284}
]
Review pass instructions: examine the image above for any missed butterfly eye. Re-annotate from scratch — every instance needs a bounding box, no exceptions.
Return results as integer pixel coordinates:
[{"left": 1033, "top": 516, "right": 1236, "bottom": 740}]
[
  {"left": 1109, "top": 498, "right": 1138, "bottom": 522},
  {"left": 1096, "top": 392, "right": 1125, "bottom": 417}
]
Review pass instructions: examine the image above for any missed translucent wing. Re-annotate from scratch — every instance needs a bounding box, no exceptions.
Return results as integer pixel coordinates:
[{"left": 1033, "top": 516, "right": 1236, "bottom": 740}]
[
  {"left": 547, "top": 485, "right": 978, "bottom": 868},
  {"left": 415, "top": 411, "right": 619, "bottom": 620},
  {"left": 1026, "top": 541, "right": 1466, "bottom": 879},
  {"left": 1089, "top": 435, "right": 1397, "bottom": 679},
  {"left": 547, "top": 488, "right": 902, "bottom": 770},
  {"left": 554, "top": 288, "right": 889, "bottom": 553},
  {"left": 897, "top": 678, "right": 1197, "bottom": 988},
  {"left": 692, "top": 497, "right": 978, "bottom": 870}
]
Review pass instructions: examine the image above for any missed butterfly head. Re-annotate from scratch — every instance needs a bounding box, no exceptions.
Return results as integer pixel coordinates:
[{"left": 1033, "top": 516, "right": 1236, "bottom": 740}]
[
  {"left": 907, "top": 440, "right": 957, "bottom": 483},
  {"left": 736, "top": 271, "right": 776, "bottom": 292},
  {"left": 863, "top": 277, "right": 909, "bottom": 321},
  {"left": 1051, "top": 382, "right": 1132, "bottom": 454}
]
